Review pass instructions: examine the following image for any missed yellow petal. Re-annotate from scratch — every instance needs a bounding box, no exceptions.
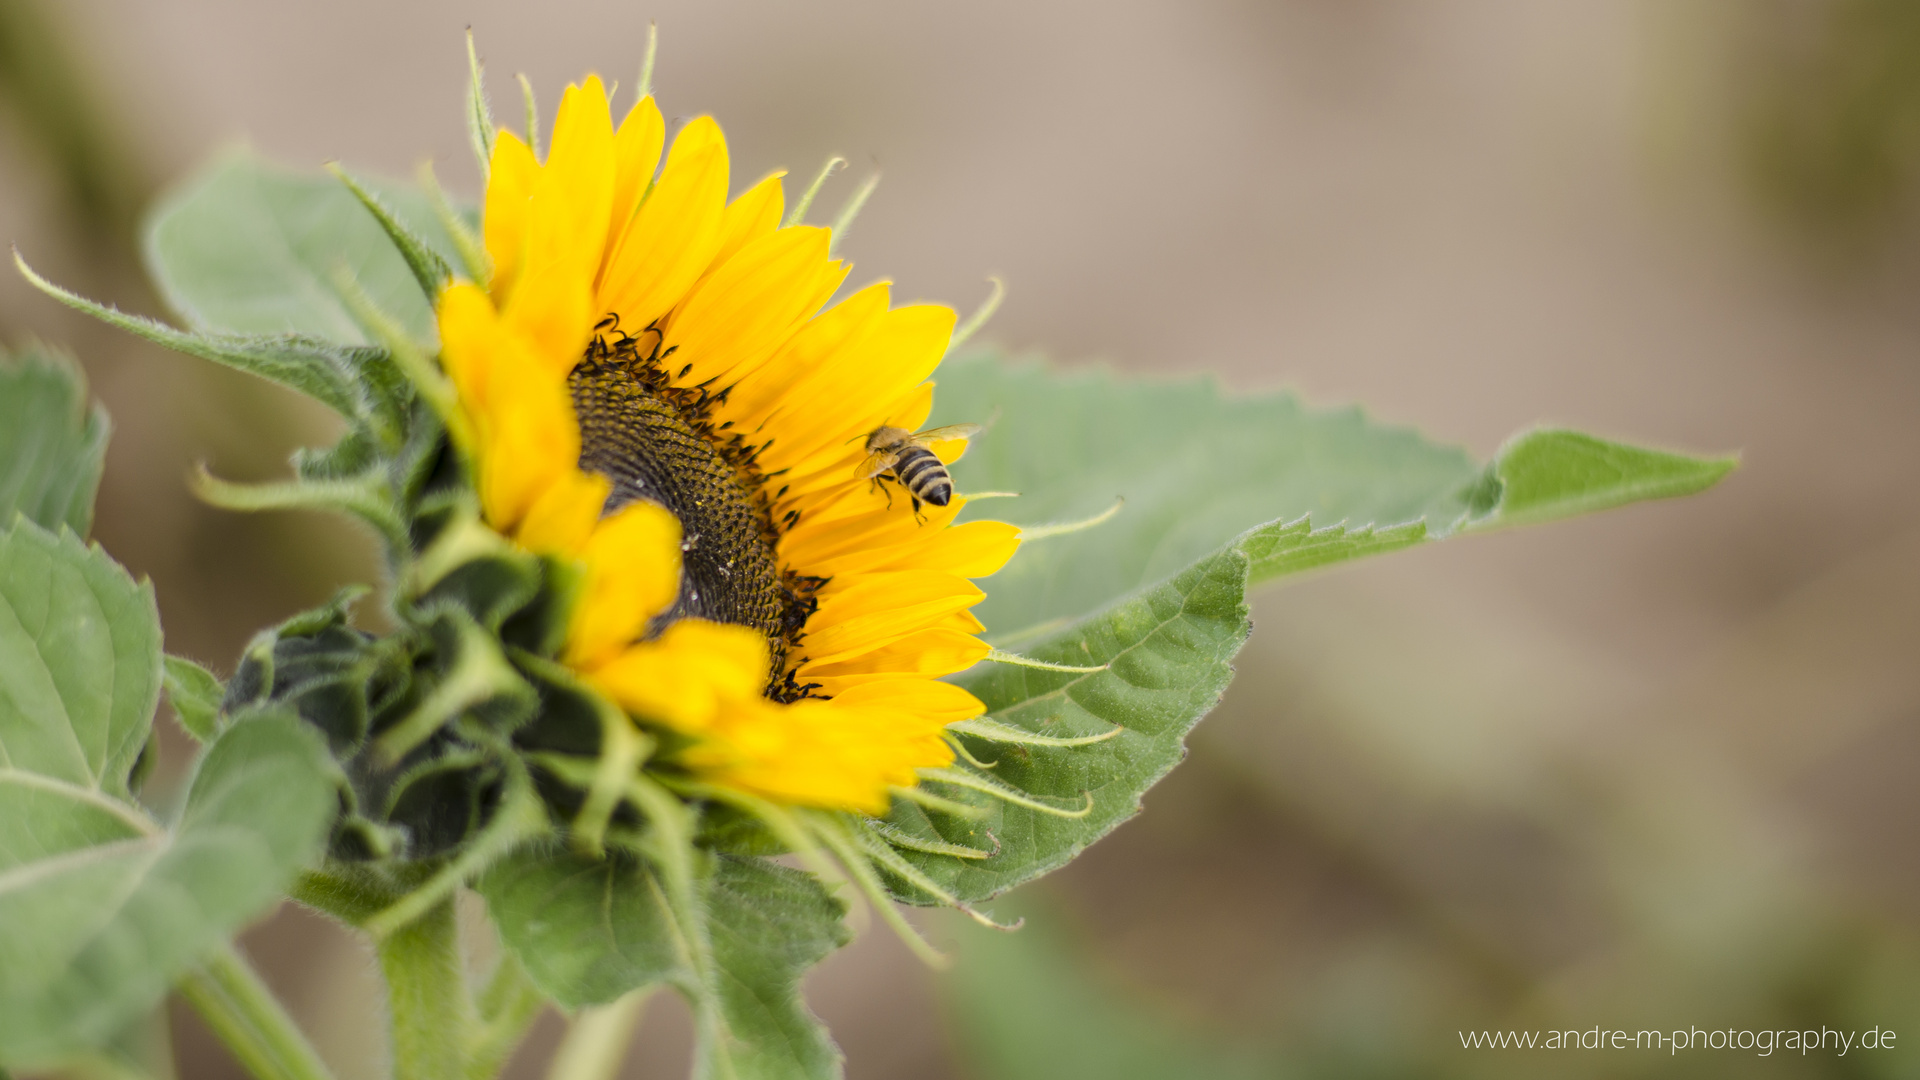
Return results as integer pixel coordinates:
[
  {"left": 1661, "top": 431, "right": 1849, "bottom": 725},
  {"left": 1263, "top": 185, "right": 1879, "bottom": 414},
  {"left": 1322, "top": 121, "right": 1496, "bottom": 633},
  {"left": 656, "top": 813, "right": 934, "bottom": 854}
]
[
  {"left": 589, "top": 618, "right": 769, "bottom": 733},
  {"left": 764, "top": 381, "right": 935, "bottom": 518},
  {"left": 800, "top": 627, "right": 992, "bottom": 692},
  {"left": 933, "top": 608, "right": 988, "bottom": 635},
  {"left": 754, "top": 304, "right": 955, "bottom": 474},
  {"left": 799, "top": 571, "right": 984, "bottom": 667},
  {"left": 685, "top": 697, "right": 952, "bottom": 812},
  {"left": 814, "top": 520, "right": 1022, "bottom": 580},
  {"left": 662, "top": 225, "right": 833, "bottom": 388},
  {"left": 830, "top": 678, "right": 986, "bottom": 724},
  {"left": 597, "top": 116, "right": 730, "bottom": 334},
  {"left": 720, "top": 281, "right": 892, "bottom": 430},
  {"left": 437, "top": 283, "right": 582, "bottom": 530},
  {"left": 505, "top": 78, "right": 614, "bottom": 371},
  {"left": 602, "top": 95, "right": 666, "bottom": 276},
  {"left": 478, "top": 361, "right": 581, "bottom": 532},
  {"left": 711, "top": 172, "right": 787, "bottom": 272},
  {"left": 483, "top": 131, "right": 538, "bottom": 303},
  {"left": 565, "top": 499, "right": 683, "bottom": 667},
  {"left": 514, "top": 469, "right": 611, "bottom": 557},
  {"left": 778, "top": 497, "right": 964, "bottom": 568},
  {"left": 436, "top": 281, "right": 500, "bottom": 411}
]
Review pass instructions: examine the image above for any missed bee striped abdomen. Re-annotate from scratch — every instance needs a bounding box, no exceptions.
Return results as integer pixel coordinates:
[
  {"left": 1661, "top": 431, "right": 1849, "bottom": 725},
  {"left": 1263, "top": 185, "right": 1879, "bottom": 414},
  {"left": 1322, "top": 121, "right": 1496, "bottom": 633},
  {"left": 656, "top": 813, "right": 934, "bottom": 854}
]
[{"left": 892, "top": 445, "right": 953, "bottom": 507}]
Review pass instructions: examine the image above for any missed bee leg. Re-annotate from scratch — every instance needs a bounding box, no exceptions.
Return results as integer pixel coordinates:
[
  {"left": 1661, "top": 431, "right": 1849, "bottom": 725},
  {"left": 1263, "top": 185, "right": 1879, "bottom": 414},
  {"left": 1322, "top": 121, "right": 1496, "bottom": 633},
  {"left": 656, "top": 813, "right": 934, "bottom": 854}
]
[
  {"left": 910, "top": 493, "right": 926, "bottom": 525},
  {"left": 873, "top": 477, "right": 894, "bottom": 511}
]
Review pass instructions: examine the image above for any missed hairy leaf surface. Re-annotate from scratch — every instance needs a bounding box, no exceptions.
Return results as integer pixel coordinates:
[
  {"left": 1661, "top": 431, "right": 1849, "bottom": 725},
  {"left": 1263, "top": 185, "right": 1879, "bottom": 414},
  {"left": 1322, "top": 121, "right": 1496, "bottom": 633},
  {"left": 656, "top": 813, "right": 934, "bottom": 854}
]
[
  {"left": 892, "top": 351, "right": 1734, "bottom": 901},
  {"left": 0, "top": 522, "right": 159, "bottom": 797},
  {"left": 931, "top": 350, "right": 1733, "bottom": 636},
  {"left": 144, "top": 149, "right": 462, "bottom": 346},
  {"left": 481, "top": 849, "right": 848, "bottom": 1080},
  {"left": 0, "top": 711, "right": 335, "bottom": 1066},
  {"left": 0, "top": 346, "right": 108, "bottom": 536}
]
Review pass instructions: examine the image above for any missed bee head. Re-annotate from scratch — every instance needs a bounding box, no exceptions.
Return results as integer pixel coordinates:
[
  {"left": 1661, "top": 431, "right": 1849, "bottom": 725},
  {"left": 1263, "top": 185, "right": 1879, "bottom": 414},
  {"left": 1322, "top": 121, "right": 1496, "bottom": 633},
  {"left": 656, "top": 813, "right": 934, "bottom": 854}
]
[{"left": 865, "top": 425, "right": 911, "bottom": 451}]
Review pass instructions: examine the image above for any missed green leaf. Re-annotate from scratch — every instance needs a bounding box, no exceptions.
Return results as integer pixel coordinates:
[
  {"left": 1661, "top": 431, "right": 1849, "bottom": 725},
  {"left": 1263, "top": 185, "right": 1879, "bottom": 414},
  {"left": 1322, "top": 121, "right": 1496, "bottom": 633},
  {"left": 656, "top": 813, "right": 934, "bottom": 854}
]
[
  {"left": 931, "top": 350, "right": 1733, "bottom": 636},
  {"left": 0, "top": 344, "right": 108, "bottom": 536},
  {"left": 943, "top": 902, "right": 1271, "bottom": 1080},
  {"left": 143, "top": 148, "right": 463, "bottom": 346},
  {"left": 162, "top": 655, "right": 222, "bottom": 742},
  {"left": 932, "top": 351, "right": 1485, "bottom": 637},
  {"left": 1467, "top": 427, "right": 1738, "bottom": 530},
  {"left": 326, "top": 164, "right": 452, "bottom": 304},
  {"left": 701, "top": 855, "right": 849, "bottom": 1080},
  {"left": 480, "top": 849, "right": 848, "bottom": 1079},
  {"left": 0, "top": 709, "right": 336, "bottom": 1067},
  {"left": 477, "top": 844, "right": 681, "bottom": 1008},
  {"left": 880, "top": 351, "right": 1736, "bottom": 902},
  {"left": 16, "top": 252, "right": 402, "bottom": 432},
  {"left": 886, "top": 532, "right": 1252, "bottom": 902},
  {"left": 0, "top": 520, "right": 159, "bottom": 798}
]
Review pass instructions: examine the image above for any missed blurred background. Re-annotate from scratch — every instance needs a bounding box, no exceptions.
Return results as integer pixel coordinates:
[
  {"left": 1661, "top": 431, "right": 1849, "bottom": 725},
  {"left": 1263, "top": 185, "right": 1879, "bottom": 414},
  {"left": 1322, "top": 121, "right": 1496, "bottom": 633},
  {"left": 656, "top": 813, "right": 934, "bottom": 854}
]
[{"left": 4, "top": 1, "right": 1920, "bottom": 1076}]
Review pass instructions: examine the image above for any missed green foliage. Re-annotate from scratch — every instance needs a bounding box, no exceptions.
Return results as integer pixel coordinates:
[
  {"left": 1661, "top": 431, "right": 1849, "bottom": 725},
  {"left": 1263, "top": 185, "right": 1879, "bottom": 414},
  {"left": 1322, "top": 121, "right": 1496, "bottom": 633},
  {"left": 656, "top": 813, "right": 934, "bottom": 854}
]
[
  {"left": 0, "top": 705, "right": 336, "bottom": 1067},
  {"left": 0, "top": 344, "right": 108, "bottom": 536},
  {"left": 932, "top": 350, "right": 1730, "bottom": 636},
  {"left": 478, "top": 845, "right": 681, "bottom": 1007},
  {"left": 12, "top": 149, "right": 1738, "bottom": 1080},
  {"left": 0, "top": 521, "right": 158, "bottom": 799},
  {"left": 1468, "top": 428, "right": 1737, "bottom": 530},
  {"left": 144, "top": 149, "right": 462, "bottom": 346},
  {"left": 224, "top": 593, "right": 543, "bottom": 864},
  {"left": 480, "top": 848, "right": 848, "bottom": 1079},
  {"left": 17, "top": 254, "right": 409, "bottom": 440},
  {"left": 883, "top": 351, "right": 1736, "bottom": 903},
  {"left": 889, "top": 531, "right": 1252, "bottom": 901},
  {"left": 163, "top": 654, "right": 223, "bottom": 742},
  {"left": 930, "top": 350, "right": 1483, "bottom": 634},
  {"left": 327, "top": 163, "right": 453, "bottom": 304},
  {"left": 0, "top": 513, "right": 335, "bottom": 1069}
]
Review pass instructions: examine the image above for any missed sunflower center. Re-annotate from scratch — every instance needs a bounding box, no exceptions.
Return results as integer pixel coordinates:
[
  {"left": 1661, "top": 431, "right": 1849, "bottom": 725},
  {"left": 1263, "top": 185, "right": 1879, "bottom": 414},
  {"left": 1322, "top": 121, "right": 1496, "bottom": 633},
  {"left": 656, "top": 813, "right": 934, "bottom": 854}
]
[{"left": 569, "top": 329, "right": 815, "bottom": 691}]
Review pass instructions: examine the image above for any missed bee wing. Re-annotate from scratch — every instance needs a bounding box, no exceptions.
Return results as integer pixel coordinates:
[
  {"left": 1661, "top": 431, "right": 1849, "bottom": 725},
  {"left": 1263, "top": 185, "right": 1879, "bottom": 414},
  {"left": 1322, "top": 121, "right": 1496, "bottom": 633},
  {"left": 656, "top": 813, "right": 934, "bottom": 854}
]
[
  {"left": 911, "top": 423, "right": 984, "bottom": 445},
  {"left": 855, "top": 449, "right": 899, "bottom": 480}
]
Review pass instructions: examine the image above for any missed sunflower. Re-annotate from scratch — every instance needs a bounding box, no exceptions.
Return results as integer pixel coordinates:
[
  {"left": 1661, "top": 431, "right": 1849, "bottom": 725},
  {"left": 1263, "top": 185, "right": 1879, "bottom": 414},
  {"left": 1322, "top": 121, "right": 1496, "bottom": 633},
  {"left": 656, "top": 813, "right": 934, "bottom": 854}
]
[{"left": 436, "top": 74, "right": 1020, "bottom": 814}]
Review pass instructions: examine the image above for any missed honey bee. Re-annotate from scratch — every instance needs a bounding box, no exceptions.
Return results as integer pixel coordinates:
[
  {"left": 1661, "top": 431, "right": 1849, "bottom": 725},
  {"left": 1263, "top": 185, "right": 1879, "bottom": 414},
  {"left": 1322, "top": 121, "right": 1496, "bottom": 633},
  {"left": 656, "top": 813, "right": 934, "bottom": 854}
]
[{"left": 856, "top": 423, "right": 983, "bottom": 518}]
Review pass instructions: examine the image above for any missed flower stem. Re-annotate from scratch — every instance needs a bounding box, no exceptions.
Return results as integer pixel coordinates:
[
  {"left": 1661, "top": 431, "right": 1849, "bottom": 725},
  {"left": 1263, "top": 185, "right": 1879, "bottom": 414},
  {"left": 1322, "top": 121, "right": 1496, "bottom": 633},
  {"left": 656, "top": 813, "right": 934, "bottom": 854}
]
[
  {"left": 377, "top": 898, "right": 473, "bottom": 1080},
  {"left": 465, "top": 951, "right": 546, "bottom": 1080},
  {"left": 178, "top": 943, "right": 337, "bottom": 1080},
  {"left": 541, "top": 991, "right": 651, "bottom": 1080}
]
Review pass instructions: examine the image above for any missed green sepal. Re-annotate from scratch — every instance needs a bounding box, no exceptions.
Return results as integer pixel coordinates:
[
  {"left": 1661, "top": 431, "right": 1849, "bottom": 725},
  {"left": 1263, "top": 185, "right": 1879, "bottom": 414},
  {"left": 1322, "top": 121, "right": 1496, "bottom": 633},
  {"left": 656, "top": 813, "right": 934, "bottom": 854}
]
[
  {"left": 162, "top": 655, "right": 223, "bottom": 742},
  {"left": 194, "top": 463, "right": 407, "bottom": 552},
  {"left": 219, "top": 590, "right": 546, "bottom": 864},
  {"left": 327, "top": 163, "right": 452, "bottom": 305},
  {"left": 16, "top": 251, "right": 406, "bottom": 444},
  {"left": 370, "top": 607, "right": 537, "bottom": 764},
  {"left": 223, "top": 598, "right": 391, "bottom": 755},
  {"left": 402, "top": 499, "right": 552, "bottom": 636},
  {"left": 465, "top": 31, "right": 496, "bottom": 178},
  {"left": 293, "top": 426, "right": 381, "bottom": 483},
  {"left": 0, "top": 343, "right": 108, "bottom": 536}
]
